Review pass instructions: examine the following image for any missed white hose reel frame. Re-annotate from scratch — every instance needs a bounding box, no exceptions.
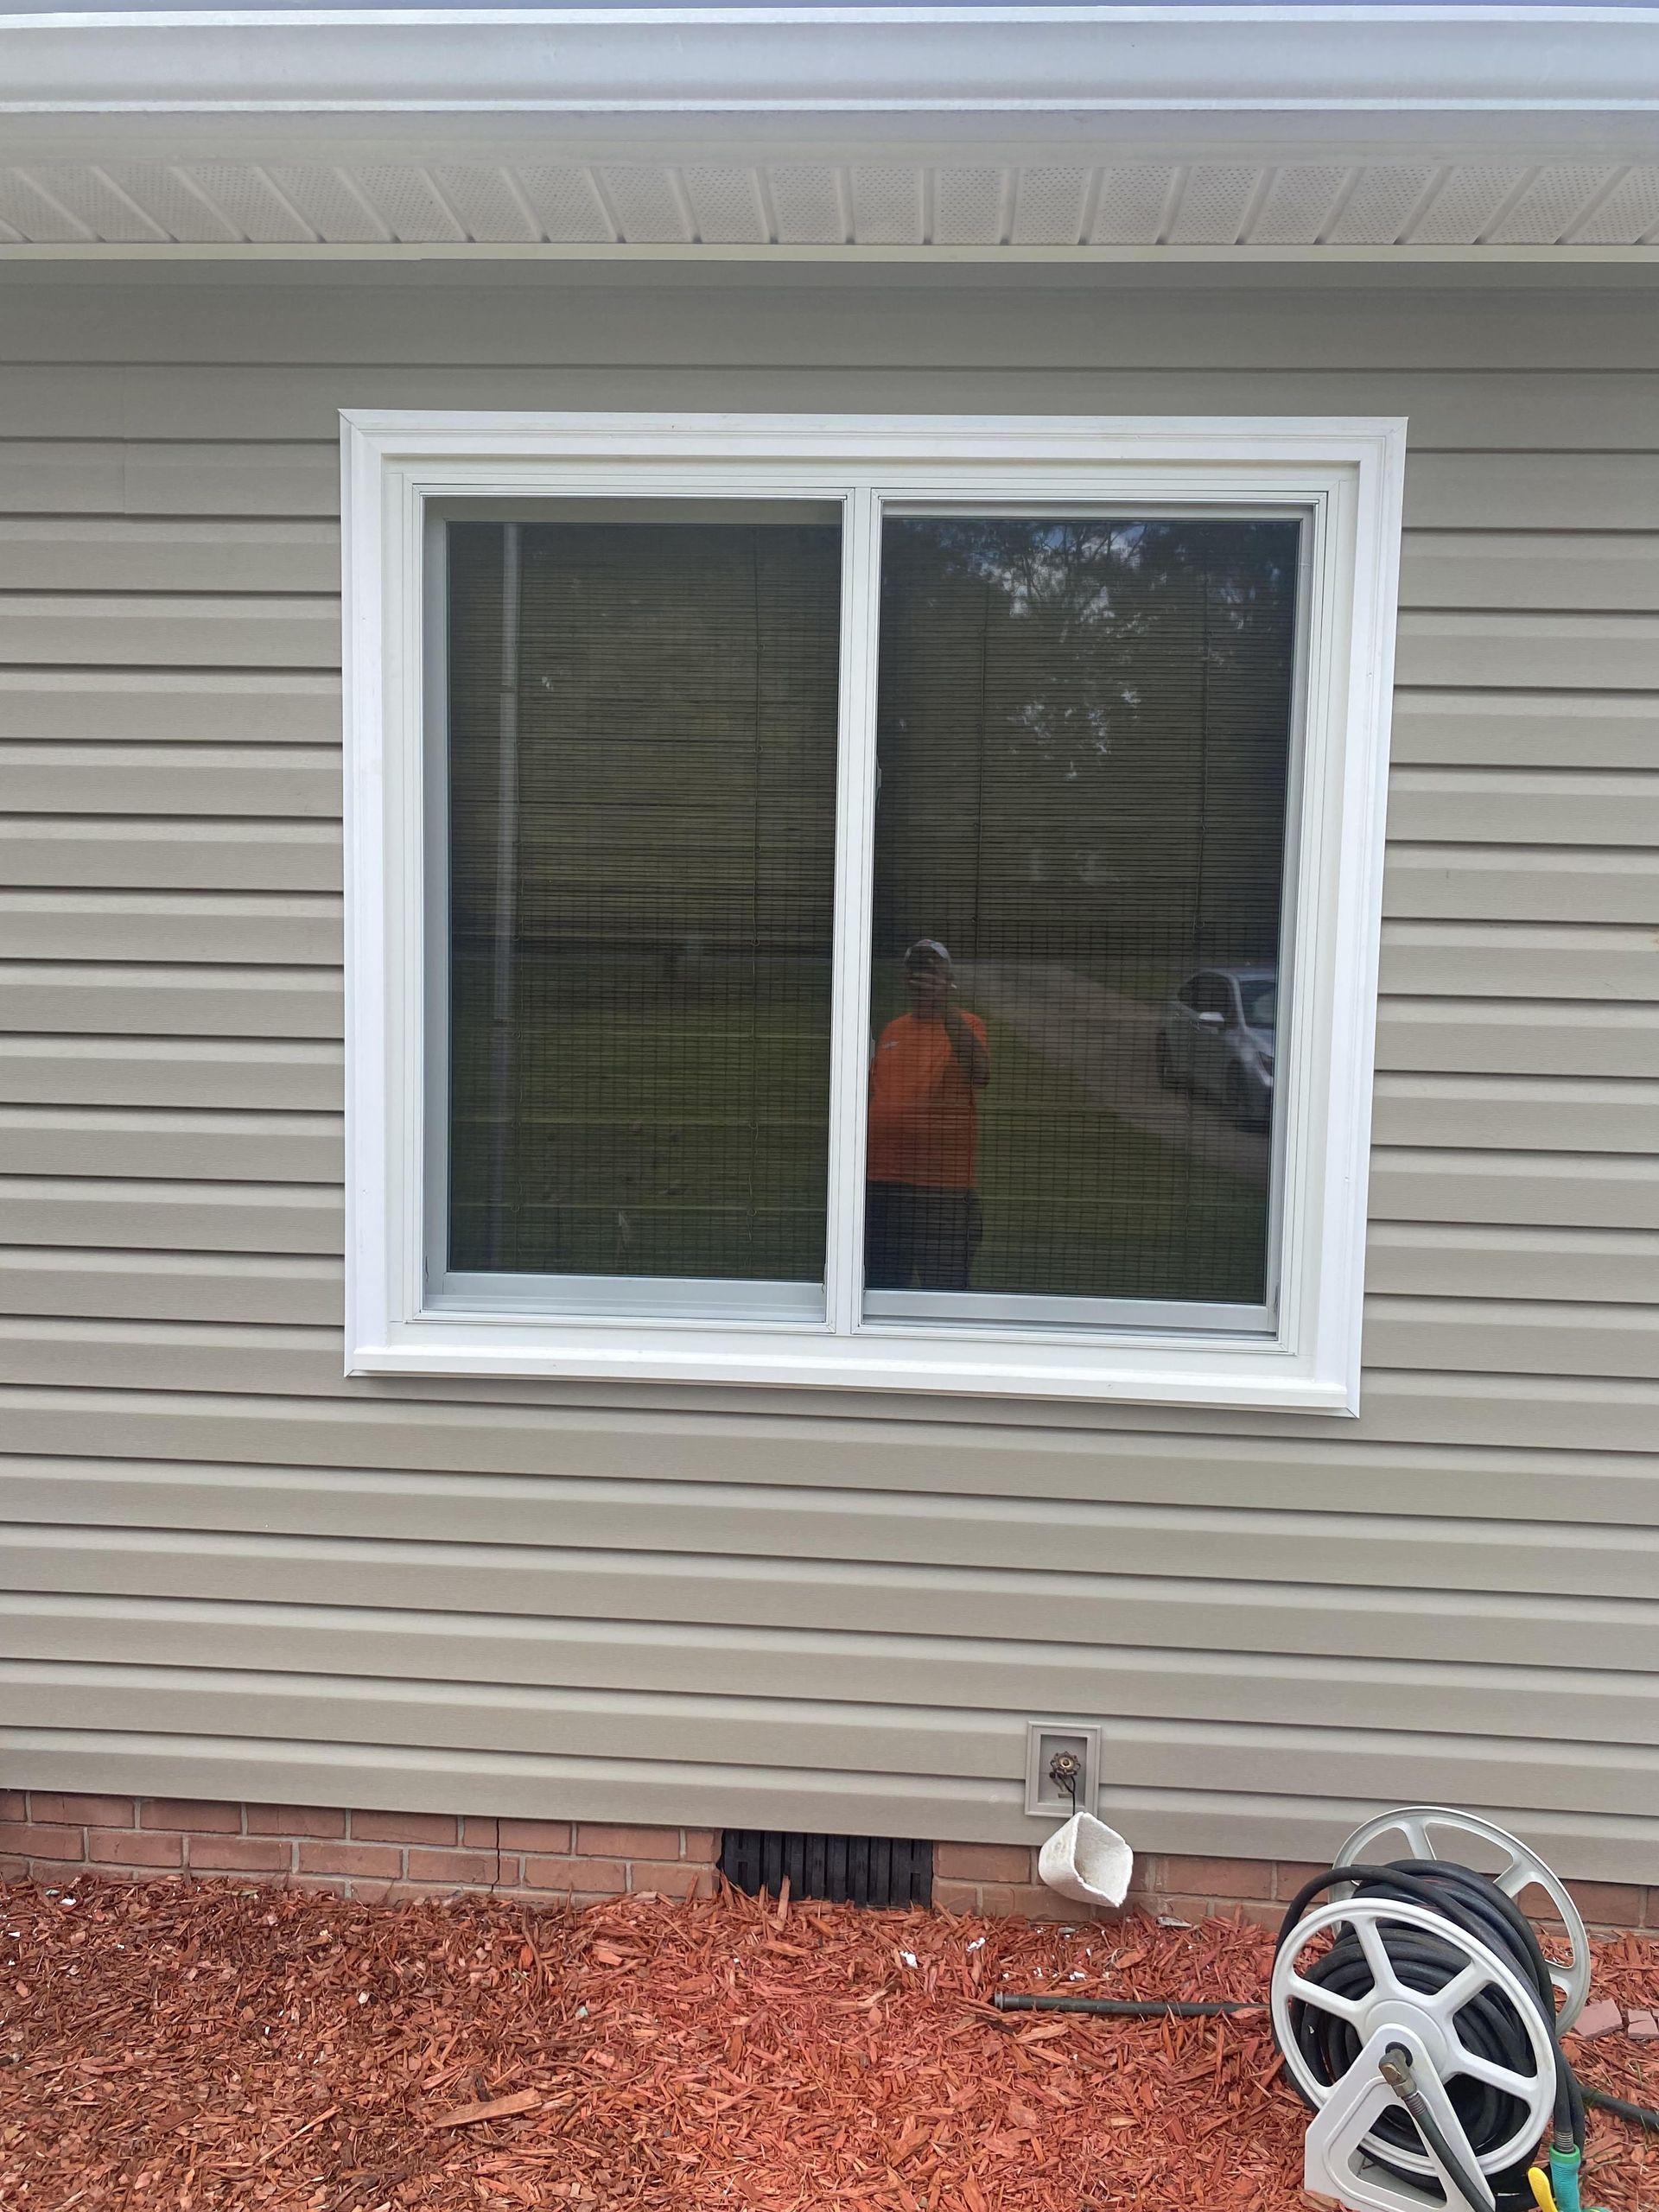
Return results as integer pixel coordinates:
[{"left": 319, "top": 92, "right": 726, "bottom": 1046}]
[
  {"left": 1333, "top": 1804, "right": 1591, "bottom": 2032},
  {"left": 1269, "top": 1895, "right": 1558, "bottom": 2191}
]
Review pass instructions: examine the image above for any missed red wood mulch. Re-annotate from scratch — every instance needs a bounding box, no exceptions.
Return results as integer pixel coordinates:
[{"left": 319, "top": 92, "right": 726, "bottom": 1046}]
[{"left": 1, "top": 1875, "right": 1654, "bottom": 2210}]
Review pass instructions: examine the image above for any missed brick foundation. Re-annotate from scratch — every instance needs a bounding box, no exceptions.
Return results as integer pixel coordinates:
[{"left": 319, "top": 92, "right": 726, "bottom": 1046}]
[
  {"left": 936, "top": 1841, "right": 1656, "bottom": 1936},
  {"left": 0, "top": 1794, "right": 718, "bottom": 1907},
  {"left": 0, "top": 1796, "right": 1652, "bottom": 1933}
]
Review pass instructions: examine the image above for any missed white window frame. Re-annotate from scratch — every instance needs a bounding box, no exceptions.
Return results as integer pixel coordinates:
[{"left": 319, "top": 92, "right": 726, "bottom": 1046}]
[{"left": 343, "top": 410, "right": 1405, "bottom": 1413}]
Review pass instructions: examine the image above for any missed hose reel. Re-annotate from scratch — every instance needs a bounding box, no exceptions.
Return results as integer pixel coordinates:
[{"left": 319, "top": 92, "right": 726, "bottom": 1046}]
[
  {"left": 995, "top": 1802, "right": 1648, "bottom": 2212},
  {"left": 1271, "top": 1808, "right": 1593, "bottom": 2212}
]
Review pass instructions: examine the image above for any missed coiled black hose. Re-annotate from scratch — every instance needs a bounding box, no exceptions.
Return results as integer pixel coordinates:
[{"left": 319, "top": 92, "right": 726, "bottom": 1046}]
[{"left": 1276, "top": 1860, "right": 1580, "bottom": 2212}]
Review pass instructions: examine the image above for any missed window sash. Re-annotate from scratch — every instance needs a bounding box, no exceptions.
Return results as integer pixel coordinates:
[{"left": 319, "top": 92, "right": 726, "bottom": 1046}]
[
  {"left": 423, "top": 502, "right": 845, "bottom": 1319},
  {"left": 343, "top": 413, "right": 1404, "bottom": 1411},
  {"left": 423, "top": 486, "right": 1306, "bottom": 1337}
]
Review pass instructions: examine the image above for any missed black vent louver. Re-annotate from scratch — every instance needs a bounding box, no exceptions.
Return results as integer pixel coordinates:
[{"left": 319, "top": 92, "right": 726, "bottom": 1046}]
[{"left": 719, "top": 1830, "right": 933, "bottom": 1909}]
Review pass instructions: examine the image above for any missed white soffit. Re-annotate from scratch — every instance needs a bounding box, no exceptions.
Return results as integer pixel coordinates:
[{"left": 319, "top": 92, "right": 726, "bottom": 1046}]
[
  {"left": 1, "top": 5, "right": 1657, "bottom": 259},
  {"left": 0, "top": 156, "right": 1656, "bottom": 253}
]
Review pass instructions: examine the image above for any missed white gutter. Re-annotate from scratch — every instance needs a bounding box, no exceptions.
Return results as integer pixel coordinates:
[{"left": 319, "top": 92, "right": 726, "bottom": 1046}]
[{"left": 0, "top": 6, "right": 1656, "bottom": 129}]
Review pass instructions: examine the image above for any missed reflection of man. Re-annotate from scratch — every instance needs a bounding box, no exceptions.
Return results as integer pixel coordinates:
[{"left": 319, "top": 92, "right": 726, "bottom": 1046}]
[{"left": 866, "top": 940, "right": 991, "bottom": 1292}]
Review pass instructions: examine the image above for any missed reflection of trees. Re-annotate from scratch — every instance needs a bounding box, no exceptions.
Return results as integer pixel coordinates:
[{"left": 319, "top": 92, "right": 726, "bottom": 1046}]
[{"left": 874, "top": 518, "right": 1297, "bottom": 972}]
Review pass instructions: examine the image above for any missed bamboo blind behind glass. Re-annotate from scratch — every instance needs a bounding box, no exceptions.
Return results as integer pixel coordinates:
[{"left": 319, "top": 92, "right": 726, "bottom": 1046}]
[
  {"left": 446, "top": 518, "right": 841, "bottom": 1283},
  {"left": 871, "top": 517, "right": 1298, "bottom": 1308}
]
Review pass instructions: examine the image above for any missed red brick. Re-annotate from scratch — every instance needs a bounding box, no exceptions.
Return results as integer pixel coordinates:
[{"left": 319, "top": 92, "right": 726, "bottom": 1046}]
[
  {"left": 1272, "top": 1862, "right": 1330, "bottom": 1904},
  {"left": 296, "top": 1841, "right": 402, "bottom": 1879},
  {"left": 968, "top": 1883, "right": 1019, "bottom": 1916},
  {"left": 141, "top": 1798, "right": 240, "bottom": 1834},
  {"left": 288, "top": 1873, "right": 354, "bottom": 1897},
  {"left": 27, "top": 1794, "right": 133, "bottom": 1828},
  {"left": 1160, "top": 1856, "right": 1274, "bottom": 1901},
  {"left": 461, "top": 1817, "right": 501, "bottom": 1849},
  {"left": 1566, "top": 1880, "right": 1643, "bottom": 1929},
  {"left": 1223, "top": 1899, "right": 1282, "bottom": 1929},
  {"left": 1005, "top": 1884, "right": 1096, "bottom": 1922},
  {"left": 632, "top": 1863, "right": 717, "bottom": 1901},
  {"left": 33, "top": 1859, "right": 99, "bottom": 1885},
  {"left": 0, "top": 1823, "right": 82, "bottom": 1862},
  {"left": 680, "top": 1829, "right": 721, "bottom": 1862},
  {"left": 346, "top": 1879, "right": 394, "bottom": 1904},
  {"left": 0, "top": 1792, "right": 24, "bottom": 1822},
  {"left": 931, "top": 1878, "right": 984, "bottom": 1915},
  {"left": 1572, "top": 1998, "right": 1624, "bottom": 2040},
  {"left": 90, "top": 1831, "right": 184, "bottom": 1869},
  {"left": 405, "top": 1848, "right": 506, "bottom": 1885},
  {"left": 521, "top": 1855, "right": 626, "bottom": 1895},
  {"left": 498, "top": 1819, "right": 572, "bottom": 1853},
  {"left": 186, "top": 1836, "right": 293, "bottom": 1874},
  {"left": 1160, "top": 1893, "right": 1280, "bottom": 1929},
  {"left": 935, "top": 1842, "right": 1033, "bottom": 1885},
  {"left": 245, "top": 1803, "right": 347, "bottom": 1839},
  {"left": 1153, "top": 1894, "right": 1226, "bottom": 1925},
  {"left": 0, "top": 1855, "right": 29, "bottom": 1880},
  {"left": 575, "top": 1824, "right": 680, "bottom": 1861},
  {"left": 351, "top": 1811, "right": 456, "bottom": 1846}
]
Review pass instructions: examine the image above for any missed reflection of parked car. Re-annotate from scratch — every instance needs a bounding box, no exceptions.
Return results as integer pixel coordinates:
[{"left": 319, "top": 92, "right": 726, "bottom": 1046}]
[{"left": 1156, "top": 968, "right": 1276, "bottom": 1128}]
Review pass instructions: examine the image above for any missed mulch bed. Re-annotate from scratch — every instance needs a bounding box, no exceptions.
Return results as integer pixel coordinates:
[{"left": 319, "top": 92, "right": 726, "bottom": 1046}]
[{"left": 2, "top": 1875, "right": 1655, "bottom": 2210}]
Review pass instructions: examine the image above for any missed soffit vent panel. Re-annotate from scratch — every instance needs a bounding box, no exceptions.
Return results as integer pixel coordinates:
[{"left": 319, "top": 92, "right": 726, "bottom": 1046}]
[
  {"left": 933, "top": 166, "right": 1005, "bottom": 248},
  {"left": 1249, "top": 165, "right": 1351, "bottom": 248},
  {"left": 1010, "top": 168, "right": 1091, "bottom": 249},
  {"left": 1488, "top": 167, "right": 1623, "bottom": 246},
  {"left": 1327, "top": 166, "right": 1440, "bottom": 247},
  {"left": 0, "top": 161, "right": 1654, "bottom": 252}
]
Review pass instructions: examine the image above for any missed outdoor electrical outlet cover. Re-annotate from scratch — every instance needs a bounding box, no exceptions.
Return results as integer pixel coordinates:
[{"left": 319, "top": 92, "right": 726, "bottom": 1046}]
[{"left": 1024, "top": 1723, "right": 1102, "bottom": 1818}]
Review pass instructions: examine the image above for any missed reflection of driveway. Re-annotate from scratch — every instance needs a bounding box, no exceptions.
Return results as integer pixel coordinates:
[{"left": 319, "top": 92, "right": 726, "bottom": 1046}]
[{"left": 960, "top": 962, "right": 1271, "bottom": 1189}]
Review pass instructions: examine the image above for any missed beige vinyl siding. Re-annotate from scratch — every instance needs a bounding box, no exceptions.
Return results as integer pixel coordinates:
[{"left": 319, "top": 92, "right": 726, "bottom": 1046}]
[{"left": 0, "top": 273, "right": 1656, "bottom": 1880}]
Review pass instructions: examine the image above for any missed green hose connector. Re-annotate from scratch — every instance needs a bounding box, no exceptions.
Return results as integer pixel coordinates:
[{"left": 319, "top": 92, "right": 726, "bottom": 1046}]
[
  {"left": 1548, "top": 2144, "right": 1582, "bottom": 2212},
  {"left": 1547, "top": 2142, "right": 1610, "bottom": 2212}
]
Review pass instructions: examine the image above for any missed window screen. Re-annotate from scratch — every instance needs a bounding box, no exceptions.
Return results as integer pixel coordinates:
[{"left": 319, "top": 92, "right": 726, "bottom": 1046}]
[
  {"left": 866, "top": 516, "right": 1299, "bottom": 1319},
  {"left": 444, "top": 512, "right": 841, "bottom": 1295}
]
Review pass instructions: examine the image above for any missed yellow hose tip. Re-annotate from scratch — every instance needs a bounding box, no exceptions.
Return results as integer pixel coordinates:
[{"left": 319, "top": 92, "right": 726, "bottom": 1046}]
[{"left": 1528, "top": 2167, "right": 1559, "bottom": 2212}]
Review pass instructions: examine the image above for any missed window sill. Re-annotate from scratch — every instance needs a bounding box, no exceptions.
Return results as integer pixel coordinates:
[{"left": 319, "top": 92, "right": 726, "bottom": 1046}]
[{"left": 346, "top": 1314, "right": 1356, "bottom": 1412}]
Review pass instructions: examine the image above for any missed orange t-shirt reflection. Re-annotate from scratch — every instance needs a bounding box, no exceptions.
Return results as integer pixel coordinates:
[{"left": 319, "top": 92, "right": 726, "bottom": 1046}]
[{"left": 867, "top": 1009, "right": 988, "bottom": 1191}]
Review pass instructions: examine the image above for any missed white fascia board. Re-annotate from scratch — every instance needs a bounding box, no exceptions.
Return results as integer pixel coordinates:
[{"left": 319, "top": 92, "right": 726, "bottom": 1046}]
[{"left": 2, "top": 9, "right": 1658, "bottom": 146}]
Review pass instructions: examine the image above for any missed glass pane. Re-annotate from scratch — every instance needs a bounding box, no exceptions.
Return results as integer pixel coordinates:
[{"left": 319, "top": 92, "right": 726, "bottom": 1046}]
[
  {"left": 867, "top": 515, "right": 1299, "bottom": 1318},
  {"left": 446, "top": 512, "right": 841, "bottom": 1293}
]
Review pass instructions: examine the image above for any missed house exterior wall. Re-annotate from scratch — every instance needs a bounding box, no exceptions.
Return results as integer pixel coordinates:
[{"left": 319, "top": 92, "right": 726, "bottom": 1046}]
[{"left": 0, "top": 270, "right": 1655, "bottom": 1883}]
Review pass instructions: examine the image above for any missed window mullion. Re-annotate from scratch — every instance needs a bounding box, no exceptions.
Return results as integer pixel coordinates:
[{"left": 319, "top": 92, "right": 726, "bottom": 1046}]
[{"left": 822, "top": 482, "right": 882, "bottom": 1338}]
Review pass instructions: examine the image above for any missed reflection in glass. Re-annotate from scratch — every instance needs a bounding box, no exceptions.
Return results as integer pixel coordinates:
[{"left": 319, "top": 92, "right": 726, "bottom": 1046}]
[
  {"left": 446, "top": 516, "right": 841, "bottom": 1287},
  {"left": 868, "top": 516, "right": 1299, "bottom": 1313}
]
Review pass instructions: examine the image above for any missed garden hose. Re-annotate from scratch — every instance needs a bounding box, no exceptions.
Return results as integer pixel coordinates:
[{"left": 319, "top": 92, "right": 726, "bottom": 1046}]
[
  {"left": 1378, "top": 2045, "right": 1492, "bottom": 2212},
  {"left": 993, "top": 1992, "right": 1256, "bottom": 2019}
]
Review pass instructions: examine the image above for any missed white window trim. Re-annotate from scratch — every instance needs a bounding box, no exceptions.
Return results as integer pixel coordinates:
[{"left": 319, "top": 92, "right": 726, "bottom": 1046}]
[{"left": 342, "top": 410, "right": 1405, "bottom": 1413}]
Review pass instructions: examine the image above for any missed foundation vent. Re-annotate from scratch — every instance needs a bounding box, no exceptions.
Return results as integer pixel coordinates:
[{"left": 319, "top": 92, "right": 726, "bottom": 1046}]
[{"left": 719, "top": 1830, "right": 933, "bottom": 1909}]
